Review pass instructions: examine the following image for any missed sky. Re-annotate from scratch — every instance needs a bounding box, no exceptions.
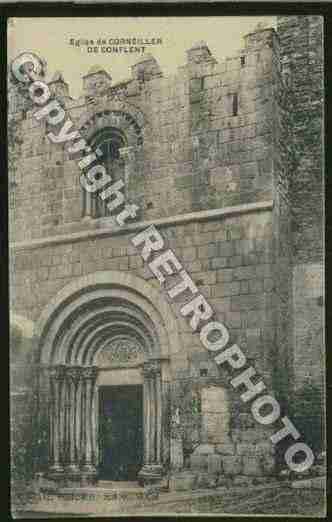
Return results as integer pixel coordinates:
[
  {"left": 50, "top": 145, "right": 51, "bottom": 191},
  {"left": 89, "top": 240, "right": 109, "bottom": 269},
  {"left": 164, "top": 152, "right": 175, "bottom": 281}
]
[{"left": 8, "top": 17, "right": 276, "bottom": 99}]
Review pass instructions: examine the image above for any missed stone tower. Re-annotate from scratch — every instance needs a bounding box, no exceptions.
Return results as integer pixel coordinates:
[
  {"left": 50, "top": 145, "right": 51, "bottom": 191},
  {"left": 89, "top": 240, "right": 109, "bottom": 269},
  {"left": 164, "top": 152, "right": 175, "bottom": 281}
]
[
  {"left": 277, "top": 16, "right": 324, "bottom": 393},
  {"left": 9, "top": 19, "right": 324, "bottom": 492}
]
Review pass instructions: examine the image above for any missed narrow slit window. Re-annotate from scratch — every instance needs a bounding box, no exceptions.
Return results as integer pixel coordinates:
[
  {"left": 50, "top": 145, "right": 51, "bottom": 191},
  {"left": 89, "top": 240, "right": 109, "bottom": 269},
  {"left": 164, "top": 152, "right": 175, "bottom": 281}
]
[
  {"left": 232, "top": 93, "right": 238, "bottom": 116},
  {"left": 240, "top": 56, "right": 246, "bottom": 67}
]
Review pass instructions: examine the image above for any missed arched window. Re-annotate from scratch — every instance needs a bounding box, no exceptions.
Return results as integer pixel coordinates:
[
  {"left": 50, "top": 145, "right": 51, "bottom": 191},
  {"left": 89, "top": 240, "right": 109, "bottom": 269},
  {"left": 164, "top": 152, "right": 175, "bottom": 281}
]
[{"left": 83, "top": 127, "right": 126, "bottom": 218}]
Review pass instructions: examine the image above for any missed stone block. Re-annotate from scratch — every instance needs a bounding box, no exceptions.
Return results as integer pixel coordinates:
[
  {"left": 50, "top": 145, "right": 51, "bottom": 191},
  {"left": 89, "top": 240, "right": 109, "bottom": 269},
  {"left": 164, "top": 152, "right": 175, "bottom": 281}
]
[
  {"left": 186, "top": 260, "right": 202, "bottom": 273},
  {"left": 239, "top": 412, "right": 256, "bottom": 428},
  {"left": 231, "top": 294, "right": 264, "bottom": 311},
  {"left": 233, "top": 266, "right": 256, "bottom": 280},
  {"left": 198, "top": 231, "right": 215, "bottom": 244},
  {"left": 260, "top": 453, "right": 275, "bottom": 474},
  {"left": 264, "top": 278, "right": 274, "bottom": 292},
  {"left": 242, "top": 456, "right": 263, "bottom": 476},
  {"left": 239, "top": 428, "right": 260, "bottom": 444},
  {"left": 227, "top": 255, "right": 243, "bottom": 267},
  {"left": 195, "top": 472, "right": 217, "bottom": 489},
  {"left": 233, "top": 476, "right": 254, "bottom": 486},
  {"left": 212, "top": 282, "right": 241, "bottom": 297},
  {"left": 225, "top": 311, "right": 242, "bottom": 328},
  {"left": 216, "top": 268, "right": 233, "bottom": 282},
  {"left": 193, "top": 443, "right": 215, "bottom": 455},
  {"left": 198, "top": 245, "right": 217, "bottom": 259},
  {"left": 201, "top": 385, "right": 229, "bottom": 404},
  {"left": 129, "top": 255, "right": 143, "bottom": 269},
  {"left": 201, "top": 394, "right": 230, "bottom": 411},
  {"left": 237, "top": 443, "right": 267, "bottom": 456},
  {"left": 235, "top": 239, "right": 255, "bottom": 256},
  {"left": 199, "top": 285, "right": 212, "bottom": 298},
  {"left": 311, "top": 464, "right": 326, "bottom": 476},
  {"left": 190, "top": 454, "right": 208, "bottom": 471},
  {"left": 240, "top": 281, "right": 249, "bottom": 294},
  {"left": 222, "top": 456, "right": 243, "bottom": 476},
  {"left": 211, "top": 257, "right": 228, "bottom": 269},
  {"left": 208, "top": 298, "right": 231, "bottom": 316},
  {"left": 215, "top": 442, "right": 236, "bottom": 455},
  {"left": 208, "top": 454, "right": 223, "bottom": 474},
  {"left": 143, "top": 485, "right": 160, "bottom": 500},
  {"left": 203, "top": 423, "right": 230, "bottom": 444},
  {"left": 169, "top": 471, "right": 197, "bottom": 491},
  {"left": 255, "top": 263, "right": 273, "bottom": 278},
  {"left": 170, "top": 437, "right": 184, "bottom": 470},
  {"left": 246, "top": 328, "right": 261, "bottom": 346},
  {"left": 249, "top": 279, "right": 263, "bottom": 293},
  {"left": 243, "top": 253, "right": 260, "bottom": 265},
  {"left": 245, "top": 310, "right": 263, "bottom": 328},
  {"left": 214, "top": 229, "right": 227, "bottom": 241},
  {"left": 194, "top": 271, "right": 216, "bottom": 286},
  {"left": 182, "top": 247, "right": 197, "bottom": 262},
  {"left": 291, "top": 476, "right": 325, "bottom": 490},
  {"left": 217, "top": 241, "right": 234, "bottom": 257},
  {"left": 174, "top": 175, "right": 192, "bottom": 190}
]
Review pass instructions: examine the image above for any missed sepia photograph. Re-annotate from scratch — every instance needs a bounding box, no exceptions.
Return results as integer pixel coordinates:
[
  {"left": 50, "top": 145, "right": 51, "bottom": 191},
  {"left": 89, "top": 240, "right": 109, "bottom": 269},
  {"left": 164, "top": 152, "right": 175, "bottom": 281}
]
[{"left": 8, "top": 14, "right": 325, "bottom": 517}]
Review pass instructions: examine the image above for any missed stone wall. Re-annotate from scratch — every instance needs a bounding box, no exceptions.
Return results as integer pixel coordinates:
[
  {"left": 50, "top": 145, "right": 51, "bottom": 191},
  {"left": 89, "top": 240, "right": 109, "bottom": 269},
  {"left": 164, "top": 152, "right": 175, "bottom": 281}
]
[
  {"left": 10, "top": 209, "right": 274, "bottom": 365},
  {"left": 9, "top": 28, "right": 278, "bottom": 243},
  {"left": 10, "top": 205, "right": 276, "bottom": 479},
  {"left": 277, "top": 16, "right": 324, "bottom": 393},
  {"left": 269, "top": 27, "right": 294, "bottom": 405},
  {"left": 278, "top": 16, "right": 323, "bottom": 265}
]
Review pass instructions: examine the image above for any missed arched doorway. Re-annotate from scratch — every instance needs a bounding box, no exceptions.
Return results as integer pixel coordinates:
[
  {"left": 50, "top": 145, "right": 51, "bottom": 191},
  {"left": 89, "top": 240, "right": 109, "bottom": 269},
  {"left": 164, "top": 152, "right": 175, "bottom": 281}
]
[{"left": 35, "top": 271, "right": 181, "bottom": 486}]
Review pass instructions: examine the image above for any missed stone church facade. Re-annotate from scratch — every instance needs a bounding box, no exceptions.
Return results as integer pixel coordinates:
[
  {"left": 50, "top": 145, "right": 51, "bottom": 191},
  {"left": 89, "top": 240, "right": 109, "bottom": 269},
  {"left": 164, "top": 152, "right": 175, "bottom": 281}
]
[{"left": 9, "top": 16, "right": 324, "bottom": 490}]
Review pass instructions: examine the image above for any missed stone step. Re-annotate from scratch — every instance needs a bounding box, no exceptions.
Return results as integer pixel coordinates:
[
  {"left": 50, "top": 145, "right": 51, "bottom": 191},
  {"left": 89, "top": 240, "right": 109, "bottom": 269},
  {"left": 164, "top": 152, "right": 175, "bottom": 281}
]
[
  {"left": 97, "top": 480, "right": 141, "bottom": 490},
  {"left": 291, "top": 476, "right": 326, "bottom": 490},
  {"left": 17, "top": 482, "right": 292, "bottom": 517},
  {"left": 41, "top": 480, "right": 145, "bottom": 502},
  {"left": 56, "top": 488, "right": 144, "bottom": 501}
]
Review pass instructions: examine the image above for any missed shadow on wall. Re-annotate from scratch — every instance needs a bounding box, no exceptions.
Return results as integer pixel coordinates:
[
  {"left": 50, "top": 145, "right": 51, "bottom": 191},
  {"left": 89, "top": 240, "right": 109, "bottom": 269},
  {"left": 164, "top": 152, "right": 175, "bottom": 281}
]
[{"left": 290, "top": 382, "right": 325, "bottom": 455}]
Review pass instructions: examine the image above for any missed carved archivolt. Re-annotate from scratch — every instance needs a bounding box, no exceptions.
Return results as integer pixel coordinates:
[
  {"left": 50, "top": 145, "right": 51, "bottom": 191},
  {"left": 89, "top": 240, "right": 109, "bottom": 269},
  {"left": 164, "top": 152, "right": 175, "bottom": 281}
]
[
  {"left": 36, "top": 271, "right": 182, "bottom": 365},
  {"left": 78, "top": 108, "right": 144, "bottom": 147}
]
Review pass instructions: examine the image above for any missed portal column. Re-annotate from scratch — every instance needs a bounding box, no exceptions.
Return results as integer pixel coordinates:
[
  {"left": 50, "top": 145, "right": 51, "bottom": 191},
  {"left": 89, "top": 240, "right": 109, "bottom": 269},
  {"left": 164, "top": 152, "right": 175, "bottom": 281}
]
[
  {"left": 138, "top": 360, "right": 163, "bottom": 486},
  {"left": 91, "top": 378, "right": 99, "bottom": 467},
  {"left": 66, "top": 367, "right": 80, "bottom": 473},
  {"left": 142, "top": 364, "right": 152, "bottom": 464},
  {"left": 155, "top": 367, "right": 162, "bottom": 464},
  {"left": 48, "top": 365, "right": 65, "bottom": 475},
  {"left": 82, "top": 366, "right": 98, "bottom": 478},
  {"left": 75, "top": 372, "right": 83, "bottom": 466}
]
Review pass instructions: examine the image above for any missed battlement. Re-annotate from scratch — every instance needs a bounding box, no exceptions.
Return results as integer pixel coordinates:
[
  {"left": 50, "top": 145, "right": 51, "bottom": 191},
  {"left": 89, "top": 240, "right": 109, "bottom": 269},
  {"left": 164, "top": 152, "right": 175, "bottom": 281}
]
[
  {"left": 8, "top": 23, "right": 284, "bottom": 244},
  {"left": 9, "top": 25, "right": 279, "bottom": 110}
]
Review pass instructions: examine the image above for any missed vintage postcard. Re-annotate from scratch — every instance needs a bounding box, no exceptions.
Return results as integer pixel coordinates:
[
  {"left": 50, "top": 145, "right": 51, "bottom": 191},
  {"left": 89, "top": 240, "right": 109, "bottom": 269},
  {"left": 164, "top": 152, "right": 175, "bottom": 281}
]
[{"left": 8, "top": 15, "right": 325, "bottom": 517}]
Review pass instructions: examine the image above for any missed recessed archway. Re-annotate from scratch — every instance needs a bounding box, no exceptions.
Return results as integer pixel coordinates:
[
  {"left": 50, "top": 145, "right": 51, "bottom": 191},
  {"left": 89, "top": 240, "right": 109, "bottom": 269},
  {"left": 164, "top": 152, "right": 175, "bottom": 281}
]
[{"left": 35, "top": 271, "right": 182, "bottom": 485}]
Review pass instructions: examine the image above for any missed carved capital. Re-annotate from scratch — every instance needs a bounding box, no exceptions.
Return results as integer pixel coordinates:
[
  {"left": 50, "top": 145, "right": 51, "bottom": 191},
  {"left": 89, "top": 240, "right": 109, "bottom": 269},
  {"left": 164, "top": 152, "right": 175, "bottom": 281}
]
[
  {"left": 49, "top": 365, "right": 67, "bottom": 381},
  {"left": 66, "top": 366, "right": 81, "bottom": 382},
  {"left": 81, "top": 366, "right": 98, "bottom": 381},
  {"left": 142, "top": 360, "right": 161, "bottom": 378}
]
